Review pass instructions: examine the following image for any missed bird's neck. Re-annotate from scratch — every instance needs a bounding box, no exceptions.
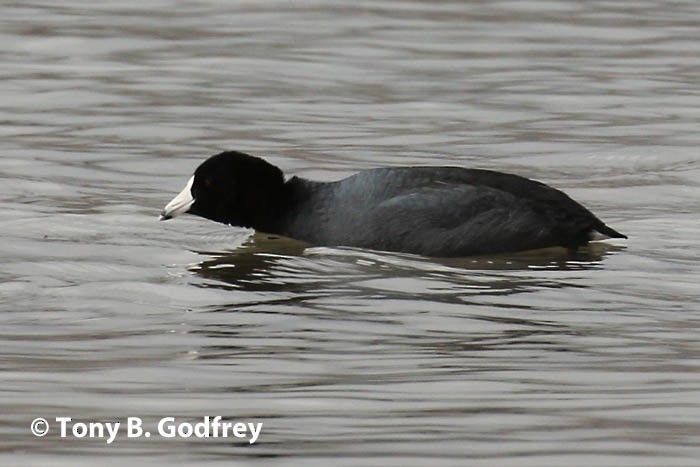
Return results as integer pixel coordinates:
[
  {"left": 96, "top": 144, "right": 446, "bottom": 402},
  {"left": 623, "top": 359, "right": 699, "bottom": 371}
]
[{"left": 254, "top": 176, "right": 324, "bottom": 237}]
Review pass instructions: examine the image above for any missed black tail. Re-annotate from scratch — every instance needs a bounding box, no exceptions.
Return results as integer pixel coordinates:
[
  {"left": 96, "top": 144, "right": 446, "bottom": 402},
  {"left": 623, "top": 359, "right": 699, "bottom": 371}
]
[{"left": 595, "top": 223, "right": 627, "bottom": 239}]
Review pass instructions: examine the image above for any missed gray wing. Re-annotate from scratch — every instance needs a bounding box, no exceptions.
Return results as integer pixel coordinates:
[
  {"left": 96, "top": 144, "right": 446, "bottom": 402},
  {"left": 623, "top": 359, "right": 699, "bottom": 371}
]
[{"left": 325, "top": 183, "right": 560, "bottom": 256}]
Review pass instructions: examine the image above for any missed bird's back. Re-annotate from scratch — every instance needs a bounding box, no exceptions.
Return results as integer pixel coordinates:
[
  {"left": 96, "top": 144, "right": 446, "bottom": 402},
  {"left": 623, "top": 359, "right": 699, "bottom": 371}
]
[{"left": 281, "top": 166, "right": 622, "bottom": 256}]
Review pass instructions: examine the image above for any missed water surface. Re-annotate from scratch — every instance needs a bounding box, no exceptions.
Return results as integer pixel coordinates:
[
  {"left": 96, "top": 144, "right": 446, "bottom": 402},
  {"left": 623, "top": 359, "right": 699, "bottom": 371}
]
[{"left": 2, "top": 1, "right": 700, "bottom": 466}]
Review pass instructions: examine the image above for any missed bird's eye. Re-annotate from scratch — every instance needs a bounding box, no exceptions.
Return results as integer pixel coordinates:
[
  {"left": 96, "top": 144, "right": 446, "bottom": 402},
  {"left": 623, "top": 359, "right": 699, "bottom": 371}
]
[{"left": 204, "top": 178, "right": 213, "bottom": 188}]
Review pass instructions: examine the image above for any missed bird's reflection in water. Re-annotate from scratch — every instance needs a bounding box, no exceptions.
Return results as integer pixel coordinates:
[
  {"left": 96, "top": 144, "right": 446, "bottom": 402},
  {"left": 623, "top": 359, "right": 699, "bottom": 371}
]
[
  {"left": 189, "top": 232, "right": 625, "bottom": 293},
  {"left": 186, "top": 234, "right": 626, "bottom": 360}
]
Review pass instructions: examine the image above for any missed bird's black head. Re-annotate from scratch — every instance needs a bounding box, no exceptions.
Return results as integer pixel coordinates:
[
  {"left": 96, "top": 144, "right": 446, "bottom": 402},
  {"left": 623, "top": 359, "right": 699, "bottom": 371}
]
[{"left": 160, "top": 151, "right": 285, "bottom": 230}]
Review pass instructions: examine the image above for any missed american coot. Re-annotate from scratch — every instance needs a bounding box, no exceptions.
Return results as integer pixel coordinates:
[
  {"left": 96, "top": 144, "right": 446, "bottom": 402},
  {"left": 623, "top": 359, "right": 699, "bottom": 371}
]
[{"left": 160, "top": 151, "right": 626, "bottom": 257}]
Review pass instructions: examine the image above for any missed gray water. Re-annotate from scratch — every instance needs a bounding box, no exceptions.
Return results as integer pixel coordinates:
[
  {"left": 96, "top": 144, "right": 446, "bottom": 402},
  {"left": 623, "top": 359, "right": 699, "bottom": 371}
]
[{"left": 2, "top": 1, "right": 699, "bottom": 466}]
